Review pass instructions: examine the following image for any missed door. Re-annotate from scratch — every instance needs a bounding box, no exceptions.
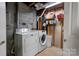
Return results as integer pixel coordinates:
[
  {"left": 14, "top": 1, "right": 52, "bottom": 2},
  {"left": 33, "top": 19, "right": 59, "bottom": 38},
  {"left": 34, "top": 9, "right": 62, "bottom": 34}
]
[
  {"left": 0, "top": 2, "right": 6, "bottom": 56},
  {"left": 63, "top": 2, "right": 79, "bottom": 56}
]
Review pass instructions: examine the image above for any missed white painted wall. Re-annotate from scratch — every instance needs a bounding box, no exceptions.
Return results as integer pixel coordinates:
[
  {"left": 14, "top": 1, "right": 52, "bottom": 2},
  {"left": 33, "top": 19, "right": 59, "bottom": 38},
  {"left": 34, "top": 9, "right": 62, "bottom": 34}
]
[{"left": 0, "top": 2, "right": 6, "bottom": 56}]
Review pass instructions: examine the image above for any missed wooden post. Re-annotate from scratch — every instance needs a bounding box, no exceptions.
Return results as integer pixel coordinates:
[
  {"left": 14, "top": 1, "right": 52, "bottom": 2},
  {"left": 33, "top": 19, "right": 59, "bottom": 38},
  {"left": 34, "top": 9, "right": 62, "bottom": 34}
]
[
  {"left": 38, "top": 17, "right": 42, "bottom": 30},
  {"left": 47, "top": 25, "right": 56, "bottom": 47},
  {"left": 60, "top": 23, "right": 63, "bottom": 48},
  {"left": 53, "top": 26, "right": 56, "bottom": 47}
]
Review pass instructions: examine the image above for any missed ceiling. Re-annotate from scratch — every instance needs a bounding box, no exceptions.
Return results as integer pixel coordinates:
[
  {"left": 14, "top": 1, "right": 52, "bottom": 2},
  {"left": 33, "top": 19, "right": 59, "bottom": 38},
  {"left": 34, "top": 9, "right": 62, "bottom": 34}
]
[
  {"left": 23, "top": 2, "right": 64, "bottom": 16},
  {"left": 23, "top": 2, "right": 54, "bottom": 10}
]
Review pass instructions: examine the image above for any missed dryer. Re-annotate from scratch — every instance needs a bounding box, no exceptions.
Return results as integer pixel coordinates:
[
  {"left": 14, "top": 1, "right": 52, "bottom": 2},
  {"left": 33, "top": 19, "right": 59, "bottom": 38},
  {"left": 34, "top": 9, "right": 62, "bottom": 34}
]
[{"left": 38, "top": 31, "right": 47, "bottom": 52}]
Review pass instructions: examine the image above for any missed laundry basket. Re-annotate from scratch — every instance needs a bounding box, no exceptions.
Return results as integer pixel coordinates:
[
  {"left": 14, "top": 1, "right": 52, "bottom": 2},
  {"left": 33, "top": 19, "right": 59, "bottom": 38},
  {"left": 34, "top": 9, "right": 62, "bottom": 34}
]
[{"left": 47, "top": 35, "right": 53, "bottom": 48}]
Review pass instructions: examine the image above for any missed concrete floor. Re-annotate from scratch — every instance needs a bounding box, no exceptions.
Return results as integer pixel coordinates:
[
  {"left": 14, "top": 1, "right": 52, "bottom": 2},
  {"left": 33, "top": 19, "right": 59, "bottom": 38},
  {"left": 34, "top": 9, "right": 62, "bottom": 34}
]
[{"left": 36, "top": 47, "right": 63, "bottom": 56}]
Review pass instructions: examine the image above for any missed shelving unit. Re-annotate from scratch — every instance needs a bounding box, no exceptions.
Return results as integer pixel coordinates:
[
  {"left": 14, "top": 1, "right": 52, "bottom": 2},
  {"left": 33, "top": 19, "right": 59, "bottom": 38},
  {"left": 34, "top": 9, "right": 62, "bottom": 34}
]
[{"left": 46, "top": 18, "right": 56, "bottom": 47}]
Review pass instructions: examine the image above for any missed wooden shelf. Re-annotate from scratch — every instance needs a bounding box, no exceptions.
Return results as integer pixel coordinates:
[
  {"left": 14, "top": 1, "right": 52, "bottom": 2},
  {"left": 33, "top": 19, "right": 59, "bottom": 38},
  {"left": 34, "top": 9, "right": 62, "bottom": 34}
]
[{"left": 46, "top": 18, "right": 54, "bottom": 20}]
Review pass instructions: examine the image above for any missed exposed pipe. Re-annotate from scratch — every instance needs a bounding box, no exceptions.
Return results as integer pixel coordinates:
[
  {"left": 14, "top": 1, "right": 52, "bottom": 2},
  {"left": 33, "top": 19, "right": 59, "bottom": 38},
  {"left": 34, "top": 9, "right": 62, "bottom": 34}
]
[
  {"left": 39, "top": 2, "right": 63, "bottom": 17},
  {"left": 40, "top": 8, "right": 46, "bottom": 17},
  {"left": 29, "top": 2, "right": 35, "bottom": 7}
]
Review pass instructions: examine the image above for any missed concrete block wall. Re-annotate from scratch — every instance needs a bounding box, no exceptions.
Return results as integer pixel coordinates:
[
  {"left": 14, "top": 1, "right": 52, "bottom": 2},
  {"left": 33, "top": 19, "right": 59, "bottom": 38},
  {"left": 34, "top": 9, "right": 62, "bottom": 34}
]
[
  {"left": 6, "top": 2, "right": 16, "bottom": 55},
  {"left": 17, "top": 2, "right": 36, "bottom": 29}
]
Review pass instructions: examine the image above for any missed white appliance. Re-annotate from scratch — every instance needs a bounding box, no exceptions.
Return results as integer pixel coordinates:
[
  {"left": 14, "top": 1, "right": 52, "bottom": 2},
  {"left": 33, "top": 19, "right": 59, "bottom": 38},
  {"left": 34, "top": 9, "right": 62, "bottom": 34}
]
[
  {"left": 15, "top": 29, "right": 39, "bottom": 56},
  {"left": 38, "top": 31, "right": 47, "bottom": 52}
]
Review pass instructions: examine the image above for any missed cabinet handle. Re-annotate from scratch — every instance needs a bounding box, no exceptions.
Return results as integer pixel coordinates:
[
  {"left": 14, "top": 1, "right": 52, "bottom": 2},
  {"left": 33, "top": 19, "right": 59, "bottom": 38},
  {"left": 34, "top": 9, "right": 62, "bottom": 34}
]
[{"left": 0, "top": 41, "right": 5, "bottom": 45}]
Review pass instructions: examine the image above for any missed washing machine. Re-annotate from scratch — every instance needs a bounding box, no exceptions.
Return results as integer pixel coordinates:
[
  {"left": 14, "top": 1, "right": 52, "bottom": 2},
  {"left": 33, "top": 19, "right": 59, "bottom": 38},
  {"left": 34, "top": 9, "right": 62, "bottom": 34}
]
[
  {"left": 38, "top": 30, "right": 47, "bottom": 52},
  {"left": 15, "top": 28, "right": 39, "bottom": 56}
]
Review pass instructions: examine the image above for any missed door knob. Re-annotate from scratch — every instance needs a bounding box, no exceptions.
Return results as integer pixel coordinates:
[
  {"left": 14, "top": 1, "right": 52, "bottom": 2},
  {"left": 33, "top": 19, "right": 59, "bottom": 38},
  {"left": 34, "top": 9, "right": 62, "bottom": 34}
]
[
  {"left": 64, "top": 39, "right": 67, "bottom": 42},
  {"left": 30, "top": 34, "right": 33, "bottom": 36},
  {"left": 0, "top": 41, "right": 5, "bottom": 45}
]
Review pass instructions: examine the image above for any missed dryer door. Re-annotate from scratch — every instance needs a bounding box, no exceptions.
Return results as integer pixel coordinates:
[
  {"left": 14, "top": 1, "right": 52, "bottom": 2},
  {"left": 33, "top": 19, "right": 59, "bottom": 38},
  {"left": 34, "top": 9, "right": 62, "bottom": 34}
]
[{"left": 40, "top": 34, "right": 47, "bottom": 45}]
